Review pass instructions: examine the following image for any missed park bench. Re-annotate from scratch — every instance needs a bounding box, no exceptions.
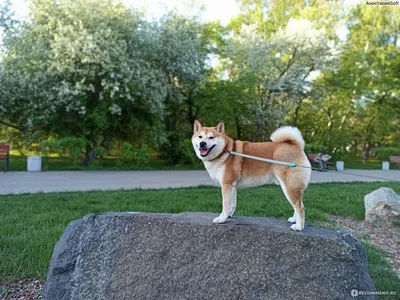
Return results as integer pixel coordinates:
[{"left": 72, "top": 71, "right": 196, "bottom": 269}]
[
  {"left": 389, "top": 156, "right": 400, "bottom": 169},
  {"left": 307, "top": 153, "right": 335, "bottom": 171},
  {"left": 0, "top": 144, "right": 10, "bottom": 173}
]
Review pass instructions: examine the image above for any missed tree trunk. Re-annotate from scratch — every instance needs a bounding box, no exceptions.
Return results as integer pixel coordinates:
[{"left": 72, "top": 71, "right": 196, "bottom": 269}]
[
  {"left": 362, "top": 144, "right": 370, "bottom": 164},
  {"left": 186, "top": 94, "right": 196, "bottom": 126},
  {"left": 83, "top": 144, "right": 96, "bottom": 166},
  {"left": 361, "top": 117, "right": 376, "bottom": 164},
  {"left": 292, "top": 97, "right": 304, "bottom": 127}
]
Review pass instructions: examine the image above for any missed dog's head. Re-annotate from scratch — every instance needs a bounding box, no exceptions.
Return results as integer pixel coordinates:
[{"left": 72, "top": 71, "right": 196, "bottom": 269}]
[{"left": 192, "top": 120, "right": 226, "bottom": 161}]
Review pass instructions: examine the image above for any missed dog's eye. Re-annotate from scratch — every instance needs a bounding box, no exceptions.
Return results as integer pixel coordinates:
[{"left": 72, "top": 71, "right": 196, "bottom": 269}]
[
  {"left": 199, "top": 135, "right": 202, "bottom": 139},
  {"left": 209, "top": 137, "right": 214, "bottom": 139}
]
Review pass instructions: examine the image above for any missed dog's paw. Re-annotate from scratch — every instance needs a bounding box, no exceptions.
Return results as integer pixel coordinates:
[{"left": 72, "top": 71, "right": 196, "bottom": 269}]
[
  {"left": 287, "top": 216, "right": 296, "bottom": 223},
  {"left": 229, "top": 207, "right": 236, "bottom": 217},
  {"left": 213, "top": 214, "right": 228, "bottom": 224},
  {"left": 290, "top": 223, "right": 303, "bottom": 231}
]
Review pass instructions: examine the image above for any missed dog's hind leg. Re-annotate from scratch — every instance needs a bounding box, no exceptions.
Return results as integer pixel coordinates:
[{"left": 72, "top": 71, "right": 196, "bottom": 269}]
[
  {"left": 276, "top": 177, "right": 297, "bottom": 223},
  {"left": 229, "top": 187, "right": 237, "bottom": 217},
  {"left": 277, "top": 177, "right": 305, "bottom": 231},
  {"left": 287, "top": 188, "right": 305, "bottom": 231}
]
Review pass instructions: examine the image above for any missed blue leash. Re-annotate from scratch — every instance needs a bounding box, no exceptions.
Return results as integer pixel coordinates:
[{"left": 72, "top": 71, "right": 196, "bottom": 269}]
[
  {"left": 224, "top": 149, "right": 326, "bottom": 171},
  {"left": 224, "top": 149, "right": 400, "bottom": 181},
  {"left": 224, "top": 149, "right": 297, "bottom": 167}
]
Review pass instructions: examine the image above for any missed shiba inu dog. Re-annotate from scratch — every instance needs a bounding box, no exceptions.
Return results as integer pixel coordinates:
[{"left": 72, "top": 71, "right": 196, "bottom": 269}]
[{"left": 192, "top": 120, "right": 311, "bottom": 231}]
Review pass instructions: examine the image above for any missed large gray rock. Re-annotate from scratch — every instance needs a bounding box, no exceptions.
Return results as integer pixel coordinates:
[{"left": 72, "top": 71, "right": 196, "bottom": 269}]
[
  {"left": 364, "top": 187, "right": 400, "bottom": 226},
  {"left": 44, "top": 212, "right": 376, "bottom": 300}
]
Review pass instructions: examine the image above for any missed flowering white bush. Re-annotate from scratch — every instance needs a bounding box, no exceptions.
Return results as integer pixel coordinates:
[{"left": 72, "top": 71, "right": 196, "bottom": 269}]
[
  {"left": 0, "top": 0, "right": 207, "bottom": 164},
  {"left": 224, "top": 18, "right": 340, "bottom": 137}
]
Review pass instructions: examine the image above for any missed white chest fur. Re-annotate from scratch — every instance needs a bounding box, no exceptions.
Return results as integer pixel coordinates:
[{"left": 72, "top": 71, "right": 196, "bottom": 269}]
[{"left": 204, "top": 161, "right": 225, "bottom": 186}]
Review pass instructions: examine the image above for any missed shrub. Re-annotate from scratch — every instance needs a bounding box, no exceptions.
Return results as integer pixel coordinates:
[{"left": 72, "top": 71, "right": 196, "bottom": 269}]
[
  {"left": 41, "top": 140, "right": 64, "bottom": 157},
  {"left": 95, "top": 146, "right": 106, "bottom": 159},
  {"left": 41, "top": 137, "right": 86, "bottom": 165},
  {"left": 58, "top": 137, "right": 87, "bottom": 164},
  {"left": 120, "top": 142, "right": 134, "bottom": 162},
  {"left": 180, "top": 139, "right": 199, "bottom": 165},
  {"left": 375, "top": 147, "right": 400, "bottom": 161},
  {"left": 304, "top": 143, "right": 326, "bottom": 154},
  {"left": 89, "top": 146, "right": 107, "bottom": 168},
  {"left": 133, "top": 145, "right": 151, "bottom": 167},
  {"left": 116, "top": 143, "right": 151, "bottom": 167}
]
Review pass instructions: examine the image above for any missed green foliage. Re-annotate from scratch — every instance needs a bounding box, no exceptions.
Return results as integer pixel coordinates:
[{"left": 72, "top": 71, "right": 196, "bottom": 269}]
[
  {"left": 0, "top": 126, "right": 44, "bottom": 155},
  {"left": 119, "top": 142, "right": 134, "bottom": 162},
  {"left": 134, "top": 145, "right": 151, "bottom": 167},
  {"left": 375, "top": 147, "right": 400, "bottom": 161},
  {"left": 180, "top": 139, "right": 200, "bottom": 165},
  {"left": 0, "top": 0, "right": 207, "bottom": 165},
  {"left": 0, "top": 0, "right": 399, "bottom": 165},
  {"left": 304, "top": 143, "right": 326, "bottom": 154},
  {"left": 59, "top": 137, "right": 87, "bottom": 164},
  {"left": 117, "top": 142, "right": 150, "bottom": 166},
  {"left": 41, "top": 137, "right": 86, "bottom": 164},
  {"left": 89, "top": 146, "right": 107, "bottom": 167},
  {"left": 95, "top": 146, "right": 106, "bottom": 159},
  {"left": 41, "top": 140, "right": 62, "bottom": 157},
  {"left": 222, "top": 7, "right": 341, "bottom": 140}
]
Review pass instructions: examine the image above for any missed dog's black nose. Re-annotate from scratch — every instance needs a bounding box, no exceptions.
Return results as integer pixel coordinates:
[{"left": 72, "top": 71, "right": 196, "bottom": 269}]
[{"left": 200, "top": 141, "right": 207, "bottom": 148}]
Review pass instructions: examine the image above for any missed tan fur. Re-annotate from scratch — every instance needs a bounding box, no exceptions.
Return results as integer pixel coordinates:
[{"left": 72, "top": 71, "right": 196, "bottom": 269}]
[{"left": 192, "top": 120, "right": 311, "bottom": 231}]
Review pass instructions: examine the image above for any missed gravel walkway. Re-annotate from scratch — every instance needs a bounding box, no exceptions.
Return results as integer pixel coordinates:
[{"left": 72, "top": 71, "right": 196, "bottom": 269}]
[{"left": 0, "top": 170, "right": 399, "bottom": 195}]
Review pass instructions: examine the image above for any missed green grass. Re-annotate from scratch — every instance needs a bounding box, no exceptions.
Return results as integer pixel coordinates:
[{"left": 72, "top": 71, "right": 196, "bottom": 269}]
[
  {"left": 363, "top": 243, "right": 400, "bottom": 296},
  {"left": 1, "top": 155, "right": 204, "bottom": 171},
  {"left": 1, "top": 182, "right": 400, "bottom": 294},
  {"left": 343, "top": 159, "right": 382, "bottom": 170}
]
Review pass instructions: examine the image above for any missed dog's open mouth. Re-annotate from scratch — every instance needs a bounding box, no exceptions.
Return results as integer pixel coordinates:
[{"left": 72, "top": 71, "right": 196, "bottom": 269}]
[{"left": 200, "top": 145, "right": 216, "bottom": 157}]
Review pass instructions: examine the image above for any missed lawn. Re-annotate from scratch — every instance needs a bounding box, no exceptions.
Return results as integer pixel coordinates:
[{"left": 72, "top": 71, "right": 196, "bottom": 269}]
[
  {"left": 343, "top": 159, "right": 382, "bottom": 170},
  {"left": 1, "top": 182, "right": 399, "bottom": 294},
  {"left": 1, "top": 155, "right": 204, "bottom": 171}
]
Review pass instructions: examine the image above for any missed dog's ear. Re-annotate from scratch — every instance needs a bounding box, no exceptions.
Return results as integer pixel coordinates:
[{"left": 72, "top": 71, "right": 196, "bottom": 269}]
[
  {"left": 193, "top": 120, "right": 202, "bottom": 133},
  {"left": 215, "top": 120, "right": 225, "bottom": 133}
]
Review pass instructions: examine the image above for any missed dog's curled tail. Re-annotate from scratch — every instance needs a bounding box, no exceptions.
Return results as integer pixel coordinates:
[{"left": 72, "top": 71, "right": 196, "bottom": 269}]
[{"left": 270, "top": 126, "right": 305, "bottom": 149}]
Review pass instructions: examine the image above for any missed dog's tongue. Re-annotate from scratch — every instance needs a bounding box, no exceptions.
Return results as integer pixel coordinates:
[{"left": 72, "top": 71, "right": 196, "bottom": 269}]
[{"left": 200, "top": 148, "right": 208, "bottom": 156}]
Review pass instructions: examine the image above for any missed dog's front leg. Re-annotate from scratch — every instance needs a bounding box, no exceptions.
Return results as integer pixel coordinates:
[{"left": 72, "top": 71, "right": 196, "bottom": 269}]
[
  {"left": 213, "top": 184, "right": 233, "bottom": 224},
  {"left": 229, "top": 187, "right": 236, "bottom": 217}
]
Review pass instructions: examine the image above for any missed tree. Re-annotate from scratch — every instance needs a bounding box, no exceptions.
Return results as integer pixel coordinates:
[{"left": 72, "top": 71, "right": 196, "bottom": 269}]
[
  {"left": 223, "top": 19, "right": 340, "bottom": 141},
  {"left": 156, "top": 15, "right": 209, "bottom": 163},
  {"left": 0, "top": 0, "right": 207, "bottom": 165},
  {"left": 230, "top": 0, "right": 340, "bottom": 38},
  {"left": 331, "top": 4, "right": 400, "bottom": 161}
]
